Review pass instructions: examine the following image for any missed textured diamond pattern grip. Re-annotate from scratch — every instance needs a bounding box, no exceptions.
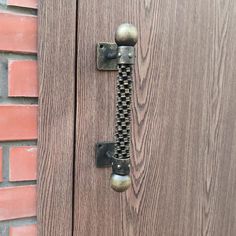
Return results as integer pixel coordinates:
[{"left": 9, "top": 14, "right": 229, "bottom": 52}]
[{"left": 112, "top": 64, "right": 132, "bottom": 175}]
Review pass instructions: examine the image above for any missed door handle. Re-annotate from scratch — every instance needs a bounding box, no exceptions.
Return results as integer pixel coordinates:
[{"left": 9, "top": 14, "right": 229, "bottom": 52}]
[{"left": 96, "top": 23, "right": 138, "bottom": 192}]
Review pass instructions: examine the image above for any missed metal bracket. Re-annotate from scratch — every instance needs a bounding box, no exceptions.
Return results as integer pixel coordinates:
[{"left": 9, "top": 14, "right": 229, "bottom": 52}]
[
  {"left": 96, "top": 42, "right": 118, "bottom": 71},
  {"left": 95, "top": 142, "right": 115, "bottom": 167}
]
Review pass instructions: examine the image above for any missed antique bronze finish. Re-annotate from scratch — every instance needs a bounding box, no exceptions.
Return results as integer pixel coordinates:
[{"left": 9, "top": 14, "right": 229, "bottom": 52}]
[{"left": 96, "top": 23, "right": 138, "bottom": 192}]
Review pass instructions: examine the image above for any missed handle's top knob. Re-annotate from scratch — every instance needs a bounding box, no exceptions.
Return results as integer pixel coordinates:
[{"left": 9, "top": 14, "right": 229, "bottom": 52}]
[
  {"left": 110, "top": 174, "right": 131, "bottom": 192},
  {"left": 115, "top": 23, "right": 138, "bottom": 46}
]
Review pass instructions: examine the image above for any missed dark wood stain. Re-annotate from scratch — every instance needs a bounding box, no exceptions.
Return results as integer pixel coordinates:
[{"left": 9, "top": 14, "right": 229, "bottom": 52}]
[
  {"left": 37, "top": 0, "right": 77, "bottom": 235},
  {"left": 74, "top": 0, "right": 236, "bottom": 235}
]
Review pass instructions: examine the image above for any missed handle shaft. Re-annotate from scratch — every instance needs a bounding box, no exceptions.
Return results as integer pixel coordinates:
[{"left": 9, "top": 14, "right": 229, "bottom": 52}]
[{"left": 111, "top": 23, "right": 138, "bottom": 192}]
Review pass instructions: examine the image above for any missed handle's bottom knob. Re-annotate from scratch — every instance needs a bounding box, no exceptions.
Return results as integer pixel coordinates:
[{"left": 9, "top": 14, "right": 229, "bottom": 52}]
[{"left": 110, "top": 174, "right": 131, "bottom": 192}]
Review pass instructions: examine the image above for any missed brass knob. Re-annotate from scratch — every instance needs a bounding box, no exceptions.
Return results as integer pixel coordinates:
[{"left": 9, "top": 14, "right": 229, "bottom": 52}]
[
  {"left": 110, "top": 174, "right": 131, "bottom": 192},
  {"left": 115, "top": 23, "right": 138, "bottom": 46}
]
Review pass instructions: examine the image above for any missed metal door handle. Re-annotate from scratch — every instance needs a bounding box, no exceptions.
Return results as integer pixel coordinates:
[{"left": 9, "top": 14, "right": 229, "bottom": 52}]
[{"left": 96, "top": 23, "right": 138, "bottom": 192}]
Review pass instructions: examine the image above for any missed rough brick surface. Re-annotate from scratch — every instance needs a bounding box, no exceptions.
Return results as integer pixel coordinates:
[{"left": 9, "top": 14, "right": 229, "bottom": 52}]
[
  {"left": 0, "top": 0, "right": 38, "bottom": 232},
  {"left": 0, "top": 12, "right": 37, "bottom": 53},
  {"left": 7, "top": 0, "right": 37, "bottom": 9},
  {"left": 0, "top": 105, "right": 37, "bottom": 141},
  {"left": 9, "top": 224, "right": 37, "bottom": 236},
  {"left": 8, "top": 60, "right": 38, "bottom": 97},
  {"left": 0, "top": 185, "right": 36, "bottom": 220},
  {"left": 9, "top": 146, "right": 37, "bottom": 181},
  {"left": 0, "top": 147, "right": 2, "bottom": 182}
]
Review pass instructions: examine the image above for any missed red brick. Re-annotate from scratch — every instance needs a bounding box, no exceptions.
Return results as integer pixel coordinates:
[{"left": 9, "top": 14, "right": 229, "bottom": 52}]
[
  {"left": 0, "top": 105, "right": 38, "bottom": 141},
  {"left": 9, "top": 146, "right": 37, "bottom": 181},
  {"left": 8, "top": 60, "right": 38, "bottom": 97},
  {"left": 0, "top": 12, "right": 37, "bottom": 53},
  {"left": 9, "top": 224, "right": 37, "bottom": 236},
  {"left": 7, "top": 0, "right": 37, "bottom": 9},
  {"left": 0, "top": 185, "right": 36, "bottom": 220},
  {"left": 0, "top": 147, "right": 2, "bottom": 182}
]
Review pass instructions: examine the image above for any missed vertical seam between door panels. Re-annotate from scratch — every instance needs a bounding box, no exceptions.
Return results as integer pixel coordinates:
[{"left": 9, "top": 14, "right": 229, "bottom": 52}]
[{"left": 72, "top": 0, "right": 79, "bottom": 235}]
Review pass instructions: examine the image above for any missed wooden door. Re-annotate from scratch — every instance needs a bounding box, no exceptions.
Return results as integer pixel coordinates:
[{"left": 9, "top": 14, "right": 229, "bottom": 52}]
[
  {"left": 74, "top": 0, "right": 236, "bottom": 236},
  {"left": 38, "top": 0, "right": 236, "bottom": 235},
  {"left": 38, "top": 0, "right": 77, "bottom": 235}
]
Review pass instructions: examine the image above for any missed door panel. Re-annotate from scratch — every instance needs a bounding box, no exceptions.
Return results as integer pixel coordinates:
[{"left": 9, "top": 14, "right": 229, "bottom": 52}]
[
  {"left": 74, "top": 0, "right": 236, "bottom": 235},
  {"left": 38, "top": 0, "right": 77, "bottom": 235}
]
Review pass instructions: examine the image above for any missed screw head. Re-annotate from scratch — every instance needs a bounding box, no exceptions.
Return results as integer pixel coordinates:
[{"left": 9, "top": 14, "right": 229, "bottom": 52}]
[
  {"left": 115, "top": 23, "right": 138, "bottom": 46},
  {"left": 110, "top": 174, "right": 131, "bottom": 192}
]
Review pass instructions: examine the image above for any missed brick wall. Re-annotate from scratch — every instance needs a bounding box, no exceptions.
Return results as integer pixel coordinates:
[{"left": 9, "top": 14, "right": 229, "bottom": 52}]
[{"left": 0, "top": 1, "right": 38, "bottom": 235}]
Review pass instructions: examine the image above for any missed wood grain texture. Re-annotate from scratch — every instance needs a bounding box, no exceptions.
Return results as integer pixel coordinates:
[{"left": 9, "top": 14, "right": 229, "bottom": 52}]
[
  {"left": 37, "top": 0, "right": 77, "bottom": 235},
  {"left": 74, "top": 0, "right": 236, "bottom": 235}
]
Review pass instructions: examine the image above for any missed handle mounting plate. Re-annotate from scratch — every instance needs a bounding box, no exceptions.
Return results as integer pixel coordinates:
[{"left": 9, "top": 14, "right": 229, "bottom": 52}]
[
  {"left": 97, "top": 43, "right": 118, "bottom": 71},
  {"left": 95, "top": 142, "right": 115, "bottom": 167}
]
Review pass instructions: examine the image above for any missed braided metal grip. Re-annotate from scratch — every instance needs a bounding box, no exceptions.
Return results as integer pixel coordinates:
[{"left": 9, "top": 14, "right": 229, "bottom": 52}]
[
  {"left": 110, "top": 23, "right": 137, "bottom": 192},
  {"left": 112, "top": 65, "right": 132, "bottom": 176}
]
